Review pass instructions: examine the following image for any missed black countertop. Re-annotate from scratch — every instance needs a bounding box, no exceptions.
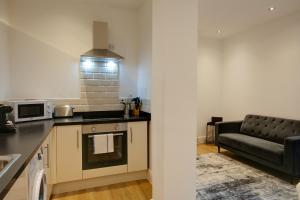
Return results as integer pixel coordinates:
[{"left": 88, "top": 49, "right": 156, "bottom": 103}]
[
  {"left": 0, "top": 112, "right": 150, "bottom": 199},
  {"left": 0, "top": 120, "right": 54, "bottom": 199},
  {"left": 54, "top": 115, "right": 150, "bottom": 126}
]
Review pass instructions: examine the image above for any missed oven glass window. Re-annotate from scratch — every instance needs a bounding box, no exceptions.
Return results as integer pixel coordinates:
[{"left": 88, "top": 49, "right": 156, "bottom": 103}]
[
  {"left": 18, "top": 104, "right": 44, "bottom": 118},
  {"left": 82, "top": 132, "right": 127, "bottom": 170},
  {"left": 88, "top": 134, "right": 123, "bottom": 163}
]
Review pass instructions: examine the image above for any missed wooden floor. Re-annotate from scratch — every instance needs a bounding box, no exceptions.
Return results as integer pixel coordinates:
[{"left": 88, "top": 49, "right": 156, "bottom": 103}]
[
  {"left": 52, "top": 144, "right": 214, "bottom": 200},
  {"left": 52, "top": 180, "right": 152, "bottom": 200},
  {"left": 197, "top": 143, "right": 218, "bottom": 155}
]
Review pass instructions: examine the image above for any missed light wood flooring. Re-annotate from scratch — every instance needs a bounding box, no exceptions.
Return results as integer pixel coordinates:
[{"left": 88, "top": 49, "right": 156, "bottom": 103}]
[
  {"left": 52, "top": 144, "right": 216, "bottom": 200},
  {"left": 197, "top": 143, "right": 218, "bottom": 155},
  {"left": 51, "top": 180, "right": 152, "bottom": 200}
]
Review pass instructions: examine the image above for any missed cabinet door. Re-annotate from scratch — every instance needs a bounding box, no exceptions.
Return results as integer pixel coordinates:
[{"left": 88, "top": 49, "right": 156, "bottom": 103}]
[
  {"left": 3, "top": 167, "right": 28, "bottom": 200},
  {"left": 128, "top": 122, "right": 148, "bottom": 172},
  {"left": 56, "top": 125, "right": 82, "bottom": 183},
  {"left": 42, "top": 129, "right": 52, "bottom": 185},
  {"left": 49, "top": 127, "right": 57, "bottom": 185}
]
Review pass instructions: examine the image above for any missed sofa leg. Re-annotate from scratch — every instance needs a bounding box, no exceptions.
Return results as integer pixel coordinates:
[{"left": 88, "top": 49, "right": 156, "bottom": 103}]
[
  {"left": 290, "top": 178, "right": 298, "bottom": 185},
  {"left": 218, "top": 146, "right": 220, "bottom": 153}
]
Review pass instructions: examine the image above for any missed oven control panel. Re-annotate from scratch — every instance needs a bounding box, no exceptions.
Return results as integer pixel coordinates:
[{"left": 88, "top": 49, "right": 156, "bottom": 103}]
[{"left": 82, "top": 123, "right": 127, "bottom": 134}]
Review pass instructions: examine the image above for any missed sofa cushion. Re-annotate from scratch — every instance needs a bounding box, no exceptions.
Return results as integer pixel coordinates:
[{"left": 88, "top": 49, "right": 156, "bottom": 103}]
[
  {"left": 218, "top": 133, "right": 284, "bottom": 164},
  {"left": 240, "top": 114, "right": 300, "bottom": 144}
]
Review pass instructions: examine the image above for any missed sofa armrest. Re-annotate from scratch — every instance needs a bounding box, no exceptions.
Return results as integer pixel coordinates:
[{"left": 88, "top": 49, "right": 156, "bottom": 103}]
[
  {"left": 215, "top": 121, "right": 243, "bottom": 134},
  {"left": 215, "top": 121, "right": 243, "bottom": 144},
  {"left": 284, "top": 136, "right": 300, "bottom": 176}
]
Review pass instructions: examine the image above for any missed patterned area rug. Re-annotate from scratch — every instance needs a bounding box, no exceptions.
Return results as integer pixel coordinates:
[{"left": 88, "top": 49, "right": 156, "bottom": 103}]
[{"left": 196, "top": 153, "right": 298, "bottom": 200}]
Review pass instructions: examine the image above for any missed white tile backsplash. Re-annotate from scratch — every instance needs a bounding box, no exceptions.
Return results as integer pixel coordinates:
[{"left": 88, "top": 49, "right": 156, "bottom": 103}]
[
  {"left": 51, "top": 60, "right": 121, "bottom": 112},
  {"left": 49, "top": 61, "right": 152, "bottom": 113}
]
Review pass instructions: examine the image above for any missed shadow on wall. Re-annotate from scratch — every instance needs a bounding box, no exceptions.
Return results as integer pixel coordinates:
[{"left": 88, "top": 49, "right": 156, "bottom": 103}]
[
  {"left": 0, "top": 21, "right": 10, "bottom": 100},
  {"left": 5, "top": 21, "right": 80, "bottom": 99}
]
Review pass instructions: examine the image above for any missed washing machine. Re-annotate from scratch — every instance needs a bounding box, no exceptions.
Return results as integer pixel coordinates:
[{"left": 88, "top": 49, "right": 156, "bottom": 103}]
[{"left": 28, "top": 147, "right": 47, "bottom": 200}]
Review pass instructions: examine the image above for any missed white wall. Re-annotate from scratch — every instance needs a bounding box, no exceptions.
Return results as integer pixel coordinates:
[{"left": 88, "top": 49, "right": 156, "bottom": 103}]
[
  {"left": 137, "top": 0, "right": 152, "bottom": 114},
  {"left": 0, "top": 23, "right": 10, "bottom": 100},
  {"left": 221, "top": 11, "right": 300, "bottom": 121},
  {"left": 0, "top": 0, "right": 9, "bottom": 24},
  {"left": 137, "top": 0, "right": 152, "bottom": 103},
  {"left": 152, "top": 0, "right": 198, "bottom": 199},
  {"left": 197, "top": 11, "right": 300, "bottom": 141},
  {"left": 0, "top": 0, "right": 10, "bottom": 100},
  {"left": 9, "top": 27, "right": 80, "bottom": 99},
  {"left": 7, "top": 0, "right": 138, "bottom": 99},
  {"left": 197, "top": 36, "right": 223, "bottom": 141}
]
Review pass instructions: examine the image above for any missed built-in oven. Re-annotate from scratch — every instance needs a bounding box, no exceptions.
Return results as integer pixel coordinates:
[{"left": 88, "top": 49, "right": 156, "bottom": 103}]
[{"left": 82, "top": 123, "right": 127, "bottom": 170}]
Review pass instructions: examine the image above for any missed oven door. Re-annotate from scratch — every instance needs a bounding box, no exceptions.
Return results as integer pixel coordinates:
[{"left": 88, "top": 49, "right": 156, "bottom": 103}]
[{"left": 82, "top": 131, "right": 127, "bottom": 170}]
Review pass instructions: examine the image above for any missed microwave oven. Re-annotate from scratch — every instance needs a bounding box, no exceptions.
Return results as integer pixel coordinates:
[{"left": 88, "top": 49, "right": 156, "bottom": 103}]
[{"left": 8, "top": 100, "right": 53, "bottom": 122}]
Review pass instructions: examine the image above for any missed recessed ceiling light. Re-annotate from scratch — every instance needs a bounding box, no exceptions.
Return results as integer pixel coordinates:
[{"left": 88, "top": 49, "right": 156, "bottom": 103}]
[
  {"left": 217, "top": 30, "right": 222, "bottom": 34},
  {"left": 268, "top": 7, "right": 275, "bottom": 11}
]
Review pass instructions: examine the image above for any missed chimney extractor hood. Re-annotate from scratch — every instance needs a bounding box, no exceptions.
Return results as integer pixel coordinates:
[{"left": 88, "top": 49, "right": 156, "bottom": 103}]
[{"left": 81, "top": 21, "right": 124, "bottom": 62}]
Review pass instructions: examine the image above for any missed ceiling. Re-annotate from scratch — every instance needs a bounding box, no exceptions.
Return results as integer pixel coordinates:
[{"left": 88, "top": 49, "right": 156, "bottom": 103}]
[
  {"left": 199, "top": 0, "right": 300, "bottom": 38},
  {"left": 74, "top": 0, "right": 145, "bottom": 9},
  {"left": 69, "top": 0, "right": 300, "bottom": 38}
]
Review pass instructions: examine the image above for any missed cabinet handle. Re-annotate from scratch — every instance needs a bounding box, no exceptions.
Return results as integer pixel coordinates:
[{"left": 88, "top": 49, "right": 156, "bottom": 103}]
[
  {"left": 77, "top": 130, "right": 79, "bottom": 149},
  {"left": 130, "top": 127, "right": 133, "bottom": 143}
]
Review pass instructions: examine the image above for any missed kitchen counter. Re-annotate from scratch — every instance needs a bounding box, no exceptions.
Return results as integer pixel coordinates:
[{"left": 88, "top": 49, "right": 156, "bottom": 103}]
[
  {"left": 0, "top": 120, "right": 54, "bottom": 199},
  {"left": 54, "top": 115, "right": 150, "bottom": 126},
  {"left": 0, "top": 112, "right": 150, "bottom": 199}
]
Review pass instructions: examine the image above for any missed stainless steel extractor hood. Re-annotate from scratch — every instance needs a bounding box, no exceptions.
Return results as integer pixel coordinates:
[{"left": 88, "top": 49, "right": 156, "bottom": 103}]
[{"left": 81, "top": 21, "right": 124, "bottom": 62}]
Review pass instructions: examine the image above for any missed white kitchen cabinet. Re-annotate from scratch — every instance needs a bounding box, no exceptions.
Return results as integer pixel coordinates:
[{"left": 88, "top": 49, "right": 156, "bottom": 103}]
[
  {"left": 42, "top": 129, "right": 51, "bottom": 183},
  {"left": 48, "top": 127, "right": 57, "bottom": 185},
  {"left": 127, "top": 122, "right": 148, "bottom": 172},
  {"left": 42, "top": 128, "right": 56, "bottom": 200},
  {"left": 56, "top": 125, "right": 82, "bottom": 183},
  {"left": 3, "top": 167, "right": 28, "bottom": 200}
]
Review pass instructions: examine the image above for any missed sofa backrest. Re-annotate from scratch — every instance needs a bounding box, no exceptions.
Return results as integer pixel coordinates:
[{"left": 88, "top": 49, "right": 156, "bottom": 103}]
[{"left": 240, "top": 114, "right": 300, "bottom": 144}]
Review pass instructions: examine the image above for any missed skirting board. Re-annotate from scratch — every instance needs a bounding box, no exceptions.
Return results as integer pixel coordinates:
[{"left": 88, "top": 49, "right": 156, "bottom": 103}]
[
  {"left": 147, "top": 169, "right": 152, "bottom": 184},
  {"left": 197, "top": 136, "right": 206, "bottom": 144},
  {"left": 47, "top": 184, "right": 53, "bottom": 200},
  {"left": 52, "top": 170, "right": 148, "bottom": 195}
]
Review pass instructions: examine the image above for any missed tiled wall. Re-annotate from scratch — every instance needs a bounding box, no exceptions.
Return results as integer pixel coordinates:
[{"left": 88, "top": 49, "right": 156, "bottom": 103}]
[
  {"left": 50, "top": 60, "right": 151, "bottom": 113},
  {"left": 140, "top": 99, "right": 151, "bottom": 113},
  {"left": 52, "top": 60, "right": 123, "bottom": 112}
]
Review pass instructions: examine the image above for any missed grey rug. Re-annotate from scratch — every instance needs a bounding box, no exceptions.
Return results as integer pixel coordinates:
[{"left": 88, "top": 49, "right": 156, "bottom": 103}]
[{"left": 196, "top": 153, "right": 298, "bottom": 200}]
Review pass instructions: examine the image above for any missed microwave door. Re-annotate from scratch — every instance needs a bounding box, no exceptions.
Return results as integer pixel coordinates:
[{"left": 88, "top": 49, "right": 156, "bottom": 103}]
[{"left": 18, "top": 104, "right": 45, "bottom": 119}]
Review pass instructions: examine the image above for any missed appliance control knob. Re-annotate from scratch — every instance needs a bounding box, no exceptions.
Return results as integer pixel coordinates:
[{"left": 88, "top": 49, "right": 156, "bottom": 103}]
[
  {"left": 91, "top": 127, "right": 96, "bottom": 133},
  {"left": 38, "top": 153, "right": 42, "bottom": 160}
]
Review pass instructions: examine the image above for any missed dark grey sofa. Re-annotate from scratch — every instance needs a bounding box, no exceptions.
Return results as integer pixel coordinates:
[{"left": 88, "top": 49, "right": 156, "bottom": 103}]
[{"left": 215, "top": 114, "right": 300, "bottom": 181}]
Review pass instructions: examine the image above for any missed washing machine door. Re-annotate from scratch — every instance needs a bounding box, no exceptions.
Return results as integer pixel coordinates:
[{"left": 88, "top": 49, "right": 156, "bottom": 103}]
[{"left": 32, "top": 169, "right": 47, "bottom": 200}]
